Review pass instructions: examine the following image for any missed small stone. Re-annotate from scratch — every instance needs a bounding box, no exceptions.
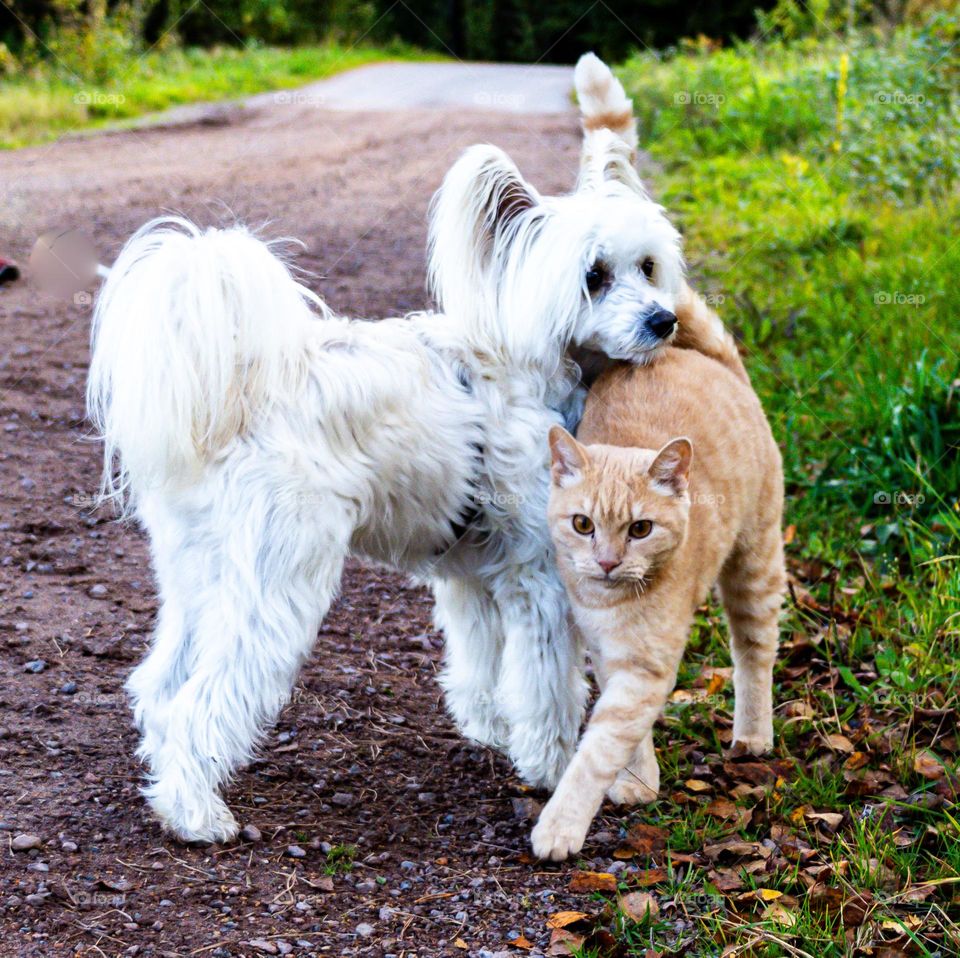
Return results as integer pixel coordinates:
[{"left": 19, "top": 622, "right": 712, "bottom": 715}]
[
  {"left": 285, "top": 845, "right": 306, "bottom": 859},
  {"left": 356, "top": 922, "right": 375, "bottom": 937},
  {"left": 25, "top": 893, "right": 48, "bottom": 906},
  {"left": 12, "top": 834, "right": 42, "bottom": 852},
  {"left": 23, "top": 660, "right": 46, "bottom": 674},
  {"left": 355, "top": 880, "right": 375, "bottom": 893},
  {"left": 239, "top": 825, "right": 262, "bottom": 842},
  {"left": 331, "top": 792, "right": 354, "bottom": 807},
  {"left": 89, "top": 584, "right": 108, "bottom": 598},
  {"left": 276, "top": 943, "right": 293, "bottom": 956},
  {"left": 400, "top": 860, "right": 417, "bottom": 872},
  {"left": 60, "top": 682, "right": 78, "bottom": 695},
  {"left": 245, "top": 941, "right": 278, "bottom": 955},
  {"left": 61, "top": 841, "right": 78, "bottom": 852},
  {"left": 27, "top": 862, "right": 49, "bottom": 872}
]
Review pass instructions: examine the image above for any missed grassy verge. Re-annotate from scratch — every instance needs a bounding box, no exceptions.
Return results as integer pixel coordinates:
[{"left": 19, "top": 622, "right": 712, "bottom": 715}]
[
  {"left": 559, "top": 16, "right": 959, "bottom": 958},
  {"left": 1, "top": 41, "right": 426, "bottom": 149}
]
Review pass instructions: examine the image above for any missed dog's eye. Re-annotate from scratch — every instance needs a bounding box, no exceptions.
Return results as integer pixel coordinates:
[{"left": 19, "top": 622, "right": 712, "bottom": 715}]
[
  {"left": 585, "top": 263, "right": 606, "bottom": 293},
  {"left": 572, "top": 514, "right": 594, "bottom": 535},
  {"left": 628, "top": 519, "right": 653, "bottom": 539},
  {"left": 641, "top": 258, "right": 655, "bottom": 280}
]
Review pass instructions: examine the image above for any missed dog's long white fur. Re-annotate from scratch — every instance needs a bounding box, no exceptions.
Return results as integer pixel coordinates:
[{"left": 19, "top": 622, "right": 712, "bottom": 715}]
[{"left": 87, "top": 54, "right": 720, "bottom": 843}]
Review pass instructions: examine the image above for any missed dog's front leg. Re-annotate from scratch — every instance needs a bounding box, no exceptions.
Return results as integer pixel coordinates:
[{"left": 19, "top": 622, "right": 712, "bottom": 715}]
[{"left": 494, "top": 569, "right": 586, "bottom": 789}]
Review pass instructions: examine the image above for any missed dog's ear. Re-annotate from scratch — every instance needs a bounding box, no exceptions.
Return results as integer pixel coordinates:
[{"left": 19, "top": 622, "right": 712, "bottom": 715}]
[
  {"left": 549, "top": 425, "right": 587, "bottom": 487},
  {"left": 648, "top": 437, "right": 693, "bottom": 496},
  {"left": 428, "top": 145, "right": 539, "bottom": 320}
]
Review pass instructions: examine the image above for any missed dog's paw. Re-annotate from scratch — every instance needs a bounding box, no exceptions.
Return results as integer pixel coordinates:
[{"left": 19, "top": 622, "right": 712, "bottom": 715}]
[
  {"left": 531, "top": 803, "right": 589, "bottom": 862},
  {"left": 730, "top": 735, "right": 774, "bottom": 757},
  {"left": 607, "top": 772, "right": 658, "bottom": 807},
  {"left": 146, "top": 781, "right": 240, "bottom": 844}
]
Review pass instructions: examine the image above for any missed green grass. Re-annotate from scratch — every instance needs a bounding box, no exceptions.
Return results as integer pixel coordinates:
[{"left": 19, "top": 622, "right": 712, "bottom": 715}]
[
  {"left": 569, "top": 14, "right": 960, "bottom": 957},
  {"left": 0, "top": 41, "right": 427, "bottom": 149}
]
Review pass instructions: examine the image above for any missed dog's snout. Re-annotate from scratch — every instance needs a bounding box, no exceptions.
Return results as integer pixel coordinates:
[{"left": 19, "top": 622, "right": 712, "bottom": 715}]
[{"left": 645, "top": 307, "right": 677, "bottom": 340}]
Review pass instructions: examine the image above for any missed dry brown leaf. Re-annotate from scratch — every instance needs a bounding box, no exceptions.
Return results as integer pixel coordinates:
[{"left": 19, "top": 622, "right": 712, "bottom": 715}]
[
  {"left": 622, "top": 823, "right": 668, "bottom": 855},
  {"left": 783, "top": 524, "right": 796, "bottom": 545},
  {"left": 914, "top": 751, "right": 946, "bottom": 781},
  {"left": 620, "top": 891, "right": 659, "bottom": 922},
  {"left": 633, "top": 867, "right": 668, "bottom": 886},
  {"left": 685, "top": 778, "right": 712, "bottom": 793},
  {"left": 844, "top": 750, "right": 869, "bottom": 771},
  {"left": 824, "top": 733, "right": 854, "bottom": 753},
  {"left": 568, "top": 871, "right": 617, "bottom": 893},
  {"left": 807, "top": 812, "right": 844, "bottom": 831},
  {"left": 705, "top": 671, "right": 726, "bottom": 696},
  {"left": 547, "top": 911, "right": 590, "bottom": 929},
  {"left": 454, "top": 939, "right": 469, "bottom": 950},
  {"left": 548, "top": 929, "right": 584, "bottom": 956},
  {"left": 509, "top": 935, "right": 534, "bottom": 950},
  {"left": 762, "top": 901, "right": 797, "bottom": 926}
]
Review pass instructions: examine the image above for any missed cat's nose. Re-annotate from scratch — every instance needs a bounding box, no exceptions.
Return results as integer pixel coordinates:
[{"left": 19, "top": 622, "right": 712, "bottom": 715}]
[
  {"left": 644, "top": 307, "right": 677, "bottom": 340},
  {"left": 598, "top": 558, "right": 621, "bottom": 574}
]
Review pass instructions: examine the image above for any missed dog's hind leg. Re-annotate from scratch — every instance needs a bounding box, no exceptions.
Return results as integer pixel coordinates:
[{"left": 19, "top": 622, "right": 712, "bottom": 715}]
[
  {"left": 494, "top": 565, "right": 587, "bottom": 790},
  {"left": 140, "top": 492, "right": 349, "bottom": 843},
  {"left": 433, "top": 576, "right": 509, "bottom": 750}
]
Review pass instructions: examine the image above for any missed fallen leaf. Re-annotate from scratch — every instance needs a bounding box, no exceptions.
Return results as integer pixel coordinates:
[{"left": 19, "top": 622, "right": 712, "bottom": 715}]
[
  {"left": 620, "top": 891, "right": 659, "bottom": 922},
  {"left": 685, "top": 778, "right": 712, "bottom": 793},
  {"left": 548, "top": 929, "right": 584, "bottom": 956},
  {"left": 824, "top": 733, "right": 855, "bottom": 753},
  {"left": 783, "top": 524, "right": 796, "bottom": 545},
  {"left": 568, "top": 871, "right": 618, "bottom": 893},
  {"left": 914, "top": 751, "right": 946, "bottom": 781},
  {"left": 705, "top": 797, "right": 753, "bottom": 828},
  {"left": 844, "top": 751, "right": 869, "bottom": 771},
  {"left": 547, "top": 911, "right": 590, "bottom": 929},
  {"left": 805, "top": 810, "right": 844, "bottom": 831},
  {"left": 705, "top": 671, "right": 726, "bottom": 696},
  {"left": 633, "top": 867, "right": 668, "bottom": 886},
  {"left": 509, "top": 935, "right": 534, "bottom": 950},
  {"left": 622, "top": 823, "right": 668, "bottom": 855},
  {"left": 762, "top": 901, "right": 797, "bottom": 926},
  {"left": 454, "top": 940, "right": 469, "bottom": 950},
  {"left": 756, "top": 888, "right": 783, "bottom": 901}
]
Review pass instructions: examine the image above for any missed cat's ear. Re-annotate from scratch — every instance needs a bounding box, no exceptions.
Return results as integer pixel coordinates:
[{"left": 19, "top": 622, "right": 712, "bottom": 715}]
[
  {"left": 648, "top": 437, "right": 693, "bottom": 496},
  {"left": 549, "top": 425, "right": 587, "bottom": 487}
]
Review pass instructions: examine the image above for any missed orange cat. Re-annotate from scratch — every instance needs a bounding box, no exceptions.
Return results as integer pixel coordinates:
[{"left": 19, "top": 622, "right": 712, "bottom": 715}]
[{"left": 532, "top": 345, "right": 785, "bottom": 860}]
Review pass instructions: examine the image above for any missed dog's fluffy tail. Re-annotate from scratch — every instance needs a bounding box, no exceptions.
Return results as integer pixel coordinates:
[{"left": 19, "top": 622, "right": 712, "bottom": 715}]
[
  {"left": 673, "top": 282, "right": 749, "bottom": 383},
  {"left": 88, "top": 217, "right": 323, "bottom": 505},
  {"left": 574, "top": 52, "right": 638, "bottom": 154}
]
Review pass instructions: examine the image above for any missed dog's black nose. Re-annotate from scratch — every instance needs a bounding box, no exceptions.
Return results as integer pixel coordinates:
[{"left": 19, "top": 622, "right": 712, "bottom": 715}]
[{"left": 645, "top": 307, "right": 677, "bottom": 340}]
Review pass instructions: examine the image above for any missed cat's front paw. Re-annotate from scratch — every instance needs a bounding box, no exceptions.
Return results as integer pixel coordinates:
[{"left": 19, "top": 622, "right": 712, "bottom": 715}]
[
  {"left": 607, "top": 773, "right": 658, "bottom": 807},
  {"left": 531, "top": 803, "right": 590, "bottom": 861}
]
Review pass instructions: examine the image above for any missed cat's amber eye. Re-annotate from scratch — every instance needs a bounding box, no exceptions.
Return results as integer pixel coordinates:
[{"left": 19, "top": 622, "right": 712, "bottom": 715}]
[
  {"left": 628, "top": 519, "right": 653, "bottom": 539},
  {"left": 571, "top": 514, "right": 595, "bottom": 535},
  {"left": 641, "top": 257, "right": 655, "bottom": 280}
]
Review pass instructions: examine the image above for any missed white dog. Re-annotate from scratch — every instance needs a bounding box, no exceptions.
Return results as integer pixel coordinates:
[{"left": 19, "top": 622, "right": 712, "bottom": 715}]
[{"left": 88, "top": 55, "right": 732, "bottom": 842}]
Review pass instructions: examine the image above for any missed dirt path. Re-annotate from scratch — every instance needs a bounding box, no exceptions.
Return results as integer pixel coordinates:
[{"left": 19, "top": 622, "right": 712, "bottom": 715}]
[{"left": 0, "top": 82, "right": 650, "bottom": 957}]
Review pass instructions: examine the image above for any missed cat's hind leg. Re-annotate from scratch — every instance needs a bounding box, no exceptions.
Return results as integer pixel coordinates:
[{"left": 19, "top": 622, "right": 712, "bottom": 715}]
[
  {"left": 607, "top": 735, "right": 659, "bottom": 805},
  {"left": 718, "top": 529, "right": 785, "bottom": 755}
]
